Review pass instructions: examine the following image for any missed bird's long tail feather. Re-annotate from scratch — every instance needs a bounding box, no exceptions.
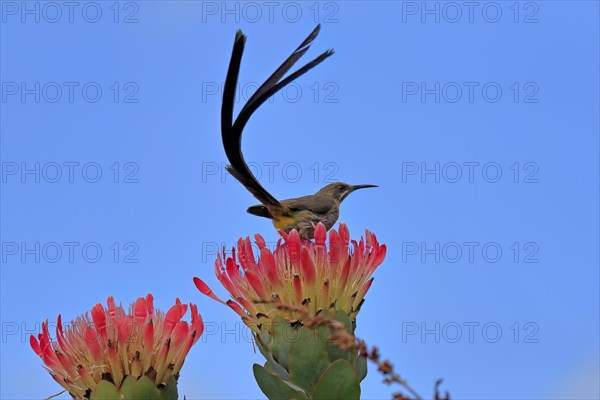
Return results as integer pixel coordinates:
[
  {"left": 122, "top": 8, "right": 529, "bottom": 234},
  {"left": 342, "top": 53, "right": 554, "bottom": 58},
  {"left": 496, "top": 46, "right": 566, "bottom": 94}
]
[{"left": 221, "top": 25, "right": 334, "bottom": 214}]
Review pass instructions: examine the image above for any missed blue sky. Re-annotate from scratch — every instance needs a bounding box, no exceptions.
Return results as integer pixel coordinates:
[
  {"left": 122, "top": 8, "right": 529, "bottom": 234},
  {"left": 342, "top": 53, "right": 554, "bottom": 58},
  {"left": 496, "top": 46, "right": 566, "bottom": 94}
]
[{"left": 1, "top": 1, "right": 599, "bottom": 399}]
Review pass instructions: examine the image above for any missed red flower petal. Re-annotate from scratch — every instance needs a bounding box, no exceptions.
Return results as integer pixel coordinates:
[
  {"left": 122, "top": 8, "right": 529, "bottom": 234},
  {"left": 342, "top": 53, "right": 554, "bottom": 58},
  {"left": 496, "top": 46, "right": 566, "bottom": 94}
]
[
  {"left": 300, "top": 247, "right": 316, "bottom": 285},
  {"left": 189, "top": 303, "right": 204, "bottom": 340},
  {"left": 30, "top": 335, "right": 41, "bottom": 356},
  {"left": 260, "top": 247, "right": 280, "bottom": 288},
  {"left": 91, "top": 303, "right": 107, "bottom": 344},
  {"left": 314, "top": 223, "right": 327, "bottom": 246},
  {"left": 133, "top": 297, "right": 148, "bottom": 328},
  {"left": 286, "top": 229, "right": 302, "bottom": 264},
  {"left": 246, "top": 269, "right": 268, "bottom": 300},
  {"left": 146, "top": 294, "right": 154, "bottom": 316},
  {"left": 163, "top": 304, "right": 184, "bottom": 336},
  {"left": 84, "top": 326, "right": 103, "bottom": 363},
  {"left": 194, "top": 277, "right": 229, "bottom": 309},
  {"left": 254, "top": 233, "right": 266, "bottom": 250}
]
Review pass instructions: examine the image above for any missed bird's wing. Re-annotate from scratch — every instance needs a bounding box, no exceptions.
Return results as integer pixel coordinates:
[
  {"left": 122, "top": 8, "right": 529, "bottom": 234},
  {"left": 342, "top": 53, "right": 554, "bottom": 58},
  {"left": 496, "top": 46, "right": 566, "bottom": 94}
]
[
  {"left": 221, "top": 25, "right": 334, "bottom": 213},
  {"left": 282, "top": 195, "right": 336, "bottom": 215}
]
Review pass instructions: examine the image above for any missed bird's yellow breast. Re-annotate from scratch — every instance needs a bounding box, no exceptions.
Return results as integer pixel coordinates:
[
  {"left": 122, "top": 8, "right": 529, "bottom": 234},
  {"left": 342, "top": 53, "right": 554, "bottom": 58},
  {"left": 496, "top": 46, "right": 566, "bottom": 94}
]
[{"left": 273, "top": 216, "right": 297, "bottom": 231}]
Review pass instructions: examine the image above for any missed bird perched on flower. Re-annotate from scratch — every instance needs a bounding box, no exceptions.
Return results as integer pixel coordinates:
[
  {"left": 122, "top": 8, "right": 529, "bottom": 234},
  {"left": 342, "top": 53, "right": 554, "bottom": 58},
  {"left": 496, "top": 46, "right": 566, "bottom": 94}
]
[
  {"left": 221, "top": 25, "right": 377, "bottom": 239},
  {"left": 194, "top": 223, "right": 386, "bottom": 399}
]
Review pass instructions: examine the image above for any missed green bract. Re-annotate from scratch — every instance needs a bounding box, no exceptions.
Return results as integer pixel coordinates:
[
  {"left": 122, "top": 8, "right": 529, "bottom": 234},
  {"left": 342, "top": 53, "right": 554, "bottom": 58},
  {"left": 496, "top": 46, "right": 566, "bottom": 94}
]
[
  {"left": 90, "top": 376, "right": 178, "bottom": 400},
  {"left": 253, "top": 312, "right": 366, "bottom": 400}
]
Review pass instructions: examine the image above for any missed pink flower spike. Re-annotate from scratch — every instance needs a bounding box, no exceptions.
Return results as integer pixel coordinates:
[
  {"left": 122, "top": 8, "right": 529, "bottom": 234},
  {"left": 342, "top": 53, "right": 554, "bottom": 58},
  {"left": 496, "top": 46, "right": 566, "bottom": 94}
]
[
  {"left": 179, "top": 303, "right": 188, "bottom": 317},
  {"left": 41, "top": 319, "right": 51, "bottom": 342},
  {"left": 314, "top": 223, "right": 327, "bottom": 246},
  {"left": 56, "top": 316, "right": 74, "bottom": 356},
  {"left": 254, "top": 233, "right": 267, "bottom": 250},
  {"left": 163, "top": 304, "right": 184, "bottom": 336},
  {"left": 118, "top": 316, "right": 134, "bottom": 345},
  {"left": 107, "top": 343, "right": 123, "bottom": 387},
  {"left": 30, "top": 335, "right": 42, "bottom": 356},
  {"left": 293, "top": 275, "right": 303, "bottom": 304},
  {"left": 374, "top": 244, "right": 387, "bottom": 268},
  {"left": 328, "top": 229, "right": 342, "bottom": 264},
  {"left": 260, "top": 247, "right": 281, "bottom": 288},
  {"left": 31, "top": 295, "right": 204, "bottom": 396},
  {"left": 133, "top": 296, "right": 148, "bottom": 330},
  {"left": 189, "top": 304, "right": 204, "bottom": 341},
  {"left": 42, "top": 345, "right": 60, "bottom": 371},
  {"left": 354, "top": 277, "right": 374, "bottom": 308},
  {"left": 320, "top": 280, "right": 330, "bottom": 305},
  {"left": 56, "top": 315, "right": 64, "bottom": 336},
  {"left": 300, "top": 247, "right": 316, "bottom": 285},
  {"left": 243, "top": 236, "right": 258, "bottom": 270},
  {"left": 226, "top": 300, "right": 248, "bottom": 318},
  {"left": 339, "top": 223, "right": 350, "bottom": 244},
  {"left": 236, "top": 297, "right": 258, "bottom": 316},
  {"left": 194, "top": 277, "right": 227, "bottom": 305},
  {"left": 246, "top": 269, "right": 268, "bottom": 300},
  {"left": 197, "top": 221, "right": 386, "bottom": 330},
  {"left": 145, "top": 293, "right": 154, "bottom": 316},
  {"left": 107, "top": 296, "right": 117, "bottom": 317},
  {"left": 159, "top": 321, "right": 189, "bottom": 382},
  {"left": 84, "top": 327, "right": 103, "bottom": 363},
  {"left": 78, "top": 365, "right": 97, "bottom": 390},
  {"left": 142, "top": 320, "right": 154, "bottom": 372},
  {"left": 91, "top": 303, "right": 107, "bottom": 344},
  {"left": 287, "top": 229, "right": 302, "bottom": 264},
  {"left": 173, "top": 331, "right": 196, "bottom": 374},
  {"left": 277, "top": 229, "right": 289, "bottom": 241},
  {"left": 170, "top": 321, "right": 189, "bottom": 352},
  {"left": 55, "top": 350, "right": 77, "bottom": 377},
  {"left": 338, "top": 257, "right": 351, "bottom": 295},
  {"left": 153, "top": 338, "right": 170, "bottom": 383}
]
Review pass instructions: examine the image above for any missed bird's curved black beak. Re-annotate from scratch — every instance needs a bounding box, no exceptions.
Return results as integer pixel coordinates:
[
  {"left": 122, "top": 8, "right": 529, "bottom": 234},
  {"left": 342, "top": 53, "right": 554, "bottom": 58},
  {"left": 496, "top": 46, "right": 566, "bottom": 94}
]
[
  {"left": 351, "top": 184, "right": 378, "bottom": 191},
  {"left": 343, "top": 184, "right": 377, "bottom": 200}
]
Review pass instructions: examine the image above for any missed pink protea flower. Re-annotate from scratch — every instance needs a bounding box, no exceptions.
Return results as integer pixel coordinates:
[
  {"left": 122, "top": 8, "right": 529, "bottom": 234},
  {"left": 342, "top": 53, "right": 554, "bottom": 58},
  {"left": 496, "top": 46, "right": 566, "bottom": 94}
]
[
  {"left": 30, "top": 294, "right": 204, "bottom": 399},
  {"left": 194, "top": 222, "right": 386, "bottom": 332}
]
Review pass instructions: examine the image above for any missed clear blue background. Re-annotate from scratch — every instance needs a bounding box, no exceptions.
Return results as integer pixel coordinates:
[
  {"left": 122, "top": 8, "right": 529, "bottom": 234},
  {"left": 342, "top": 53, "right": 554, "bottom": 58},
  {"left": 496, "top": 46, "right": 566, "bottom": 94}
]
[{"left": 1, "top": 1, "right": 599, "bottom": 399}]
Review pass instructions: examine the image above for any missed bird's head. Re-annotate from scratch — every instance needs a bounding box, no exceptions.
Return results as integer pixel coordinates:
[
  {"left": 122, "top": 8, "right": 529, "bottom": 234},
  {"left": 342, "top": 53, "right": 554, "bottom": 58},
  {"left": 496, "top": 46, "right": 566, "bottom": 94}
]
[{"left": 317, "top": 182, "right": 378, "bottom": 203}]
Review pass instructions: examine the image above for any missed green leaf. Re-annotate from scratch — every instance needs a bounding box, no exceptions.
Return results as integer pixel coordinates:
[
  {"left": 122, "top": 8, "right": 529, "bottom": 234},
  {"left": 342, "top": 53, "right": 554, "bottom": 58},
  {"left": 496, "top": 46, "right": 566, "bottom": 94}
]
[
  {"left": 334, "top": 310, "right": 353, "bottom": 334},
  {"left": 91, "top": 381, "right": 122, "bottom": 400},
  {"left": 288, "top": 327, "right": 330, "bottom": 393},
  {"left": 132, "top": 376, "right": 161, "bottom": 400},
  {"left": 264, "top": 358, "right": 290, "bottom": 381},
  {"left": 160, "top": 376, "right": 179, "bottom": 400},
  {"left": 270, "top": 317, "right": 295, "bottom": 370},
  {"left": 312, "top": 359, "right": 361, "bottom": 400},
  {"left": 353, "top": 354, "right": 368, "bottom": 382},
  {"left": 120, "top": 376, "right": 136, "bottom": 399},
  {"left": 255, "top": 331, "right": 290, "bottom": 380},
  {"left": 255, "top": 330, "right": 272, "bottom": 359},
  {"left": 253, "top": 364, "right": 308, "bottom": 400},
  {"left": 316, "top": 324, "right": 352, "bottom": 364}
]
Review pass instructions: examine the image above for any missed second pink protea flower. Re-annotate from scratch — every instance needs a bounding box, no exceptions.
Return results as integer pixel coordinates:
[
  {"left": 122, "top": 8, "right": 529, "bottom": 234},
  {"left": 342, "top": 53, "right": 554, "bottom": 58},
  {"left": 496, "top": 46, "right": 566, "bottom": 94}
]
[
  {"left": 30, "top": 294, "right": 203, "bottom": 399},
  {"left": 194, "top": 222, "right": 386, "bottom": 332}
]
